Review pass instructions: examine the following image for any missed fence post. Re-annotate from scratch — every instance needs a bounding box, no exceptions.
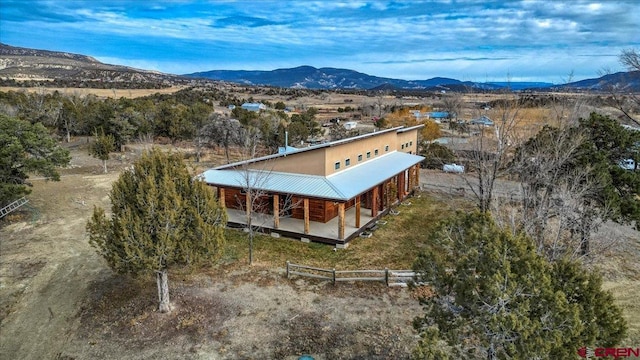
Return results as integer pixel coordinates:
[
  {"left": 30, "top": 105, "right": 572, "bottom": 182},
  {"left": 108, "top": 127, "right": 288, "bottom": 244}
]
[
  {"left": 286, "top": 261, "right": 290, "bottom": 279},
  {"left": 332, "top": 268, "right": 336, "bottom": 285},
  {"left": 385, "top": 268, "right": 389, "bottom": 286}
]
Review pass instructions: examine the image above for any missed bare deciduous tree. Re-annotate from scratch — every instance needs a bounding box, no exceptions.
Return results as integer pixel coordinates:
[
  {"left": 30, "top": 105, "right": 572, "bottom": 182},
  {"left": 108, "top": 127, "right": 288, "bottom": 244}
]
[
  {"left": 200, "top": 114, "right": 243, "bottom": 163},
  {"left": 235, "top": 163, "right": 301, "bottom": 265},
  {"left": 462, "top": 93, "right": 523, "bottom": 212},
  {"left": 440, "top": 93, "right": 463, "bottom": 122}
]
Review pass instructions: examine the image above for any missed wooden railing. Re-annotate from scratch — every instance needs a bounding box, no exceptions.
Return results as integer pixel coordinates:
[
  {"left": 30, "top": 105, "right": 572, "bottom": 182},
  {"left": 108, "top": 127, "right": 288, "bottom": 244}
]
[{"left": 285, "top": 261, "right": 416, "bottom": 287}]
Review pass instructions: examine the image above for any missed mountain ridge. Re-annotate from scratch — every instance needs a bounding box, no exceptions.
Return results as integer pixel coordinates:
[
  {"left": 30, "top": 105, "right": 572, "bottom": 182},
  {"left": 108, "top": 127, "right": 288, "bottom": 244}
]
[
  {"left": 0, "top": 43, "right": 182, "bottom": 86},
  {"left": 1, "top": 43, "right": 638, "bottom": 92}
]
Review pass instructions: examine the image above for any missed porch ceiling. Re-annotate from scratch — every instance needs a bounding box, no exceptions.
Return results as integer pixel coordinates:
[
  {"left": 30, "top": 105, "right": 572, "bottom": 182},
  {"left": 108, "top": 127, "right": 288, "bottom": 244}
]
[{"left": 201, "top": 151, "right": 424, "bottom": 201}]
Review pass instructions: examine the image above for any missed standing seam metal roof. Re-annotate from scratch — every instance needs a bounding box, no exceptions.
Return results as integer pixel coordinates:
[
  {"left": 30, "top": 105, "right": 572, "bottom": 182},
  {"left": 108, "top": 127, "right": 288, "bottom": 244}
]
[{"left": 201, "top": 151, "right": 424, "bottom": 201}]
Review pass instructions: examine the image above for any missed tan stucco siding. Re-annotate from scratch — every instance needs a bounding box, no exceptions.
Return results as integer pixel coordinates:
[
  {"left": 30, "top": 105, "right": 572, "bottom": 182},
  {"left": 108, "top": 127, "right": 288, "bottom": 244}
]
[
  {"left": 397, "top": 128, "right": 419, "bottom": 154},
  {"left": 246, "top": 150, "right": 326, "bottom": 176},
  {"left": 325, "top": 131, "right": 398, "bottom": 175},
  {"left": 242, "top": 127, "right": 420, "bottom": 176}
]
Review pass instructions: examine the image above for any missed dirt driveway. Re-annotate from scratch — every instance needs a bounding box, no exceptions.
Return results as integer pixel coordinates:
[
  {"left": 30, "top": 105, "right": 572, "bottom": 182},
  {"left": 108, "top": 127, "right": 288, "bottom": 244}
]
[{"left": 0, "top": 150, "right": 422, "bottom": 360}]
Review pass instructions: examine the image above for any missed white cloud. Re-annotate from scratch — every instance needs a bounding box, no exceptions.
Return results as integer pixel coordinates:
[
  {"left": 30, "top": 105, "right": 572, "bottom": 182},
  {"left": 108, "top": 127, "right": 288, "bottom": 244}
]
[{"left": 1, "top": 0, "right": 638, "bottom": 81}]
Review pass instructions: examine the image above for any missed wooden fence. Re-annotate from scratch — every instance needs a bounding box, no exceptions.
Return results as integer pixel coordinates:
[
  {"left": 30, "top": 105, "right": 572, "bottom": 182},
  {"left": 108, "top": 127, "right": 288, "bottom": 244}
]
[{"left": 285, "top": 261, "right": 417, "bottom": 287}]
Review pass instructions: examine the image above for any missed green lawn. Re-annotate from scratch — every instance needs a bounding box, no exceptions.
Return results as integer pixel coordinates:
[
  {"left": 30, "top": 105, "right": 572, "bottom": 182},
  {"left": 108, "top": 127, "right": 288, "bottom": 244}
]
[{"left": 219, "top": 192, "right": 470, "bottom": 270}]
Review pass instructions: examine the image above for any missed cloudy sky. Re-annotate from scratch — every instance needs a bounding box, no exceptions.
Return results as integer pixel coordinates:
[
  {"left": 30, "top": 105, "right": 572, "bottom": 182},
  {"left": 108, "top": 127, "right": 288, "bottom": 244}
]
[{"left": 1, "top": 0, "right": 638, "bottom": 83}]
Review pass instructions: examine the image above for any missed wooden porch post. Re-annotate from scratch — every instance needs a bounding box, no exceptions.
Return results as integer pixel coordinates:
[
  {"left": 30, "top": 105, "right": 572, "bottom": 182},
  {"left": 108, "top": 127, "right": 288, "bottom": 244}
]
[
  {"left": 371, "top": 187, "right": 379, "bottom": 217},
  {"left": 414, "top": 164, "right": 420, "bottom": 190},
  {"left": 398, "top": 171, "right": 405, "bottom": 200},
  {"left": 218, "top": 188, "right": 226, "bottom": 208},
  {"left": 303, "top": 198, "right": 310, "bottom": 235},
  {"left": 273, "top": 194, "right": 279, "bottom": 229},
  {"left": 355, "top": 196, "right": 361, "bottom": 228},
  {"left": 338, "top": 202, "right": 345, "bottom": 240}
]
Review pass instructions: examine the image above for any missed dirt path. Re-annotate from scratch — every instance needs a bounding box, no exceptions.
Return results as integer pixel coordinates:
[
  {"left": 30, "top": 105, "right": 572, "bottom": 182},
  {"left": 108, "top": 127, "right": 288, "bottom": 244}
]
[{"left": 0, "top": 173, "right": 115, "bottom": 359}]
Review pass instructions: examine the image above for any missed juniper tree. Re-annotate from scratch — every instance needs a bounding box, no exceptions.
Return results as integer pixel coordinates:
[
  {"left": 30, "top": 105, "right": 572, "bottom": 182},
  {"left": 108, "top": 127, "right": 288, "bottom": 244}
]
[
  {"left": 412, "top": 212, "right": 626, "bottom": 360},
  {"left": 0, "top": 115, "right": 71, "bottom": 206},
  {"left": 86, "top": 148, "right": 227, "bottom": 313},
  {"left": 88, "top": 128, "right": 115, "bottom": 173},
  {"left": 510, "top": 113, "right": 640, "bottom": 257}
]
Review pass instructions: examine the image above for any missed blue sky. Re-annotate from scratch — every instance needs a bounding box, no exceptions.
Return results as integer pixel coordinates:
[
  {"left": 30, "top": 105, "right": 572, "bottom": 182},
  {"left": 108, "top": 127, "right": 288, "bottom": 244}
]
[{"left": 1, "top": 0, "right": 638, "bottom": 83}]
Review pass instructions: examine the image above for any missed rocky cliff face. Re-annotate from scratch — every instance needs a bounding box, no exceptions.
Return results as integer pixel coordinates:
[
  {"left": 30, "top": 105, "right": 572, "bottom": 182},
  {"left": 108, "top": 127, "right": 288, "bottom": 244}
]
[{"left": 0, "top": 43, "right": 180, "bottom": 84}]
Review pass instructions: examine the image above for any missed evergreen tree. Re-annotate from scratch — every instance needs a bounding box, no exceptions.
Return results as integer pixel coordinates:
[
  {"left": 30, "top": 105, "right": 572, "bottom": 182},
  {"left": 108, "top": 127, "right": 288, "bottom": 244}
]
[
  {"left": 412, "top": 212, "right": 626, "bottom": 359},
  {"left": 86, "top": 148, "right": 227, "bottom": 312},
  {"left": 0, "top": 115, "right": 71, "bottom": 206},
  {"left": 88, "top": 128, "right": 116, "bottom": 173},
  {"left": 577, "top": 113, "right": 640, "bottom": 231}
]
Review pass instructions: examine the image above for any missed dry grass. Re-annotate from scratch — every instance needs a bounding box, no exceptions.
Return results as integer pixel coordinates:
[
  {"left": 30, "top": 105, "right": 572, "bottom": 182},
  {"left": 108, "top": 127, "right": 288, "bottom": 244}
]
[
  {"left": 0, "top": 86, "right": 185, "bottom": 98},
  {"left": 217, "top": 190, "right": 640, "bottom": 349},
  {"left": 603, "top": 281, "right": 640, "bottom": 346}
]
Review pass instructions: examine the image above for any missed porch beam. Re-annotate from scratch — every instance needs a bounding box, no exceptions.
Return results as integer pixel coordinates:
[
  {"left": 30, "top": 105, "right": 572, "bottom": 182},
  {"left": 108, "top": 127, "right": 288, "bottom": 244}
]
[
  {"left": 338, "top": 202, "right": 345, "bottom": 240},
  {"left": 355, "top": 196, "right": 361, "bottom": 228},
  {"left": 273, "top": 194, "right": 279, "bottom": 229},
  {"left": 218, "top": 188, "right": 226, "bottom": 208},
  {"left": 371, "top": 186, "right": 379, "bottom": 217},
  {"left": 303, "top": 198, "right": 310, "bottom": 234}
]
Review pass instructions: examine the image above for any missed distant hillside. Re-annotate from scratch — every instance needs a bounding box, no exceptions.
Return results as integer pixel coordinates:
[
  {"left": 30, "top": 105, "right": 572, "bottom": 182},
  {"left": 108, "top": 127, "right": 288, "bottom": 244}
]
[
  {"left": 551, "top": 71, "right": 640, "bottom": 92},
  {"left": 186, "top": 65, "right": 490, "bottom": 90},
  {"left": 0, "top": 43, "right": 184, "bottom": 87},
  {"left": 2, "top": 43, "right": 638, "bottom": 92},
  {"left": 187, "top": 66, "right": 640, "bottom": 92}
]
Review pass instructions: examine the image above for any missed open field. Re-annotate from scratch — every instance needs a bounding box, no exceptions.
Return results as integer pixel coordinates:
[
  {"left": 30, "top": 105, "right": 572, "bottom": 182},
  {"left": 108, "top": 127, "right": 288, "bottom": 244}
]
[{"left": 0, "top": 86, "right": 186, "bottom": 98}]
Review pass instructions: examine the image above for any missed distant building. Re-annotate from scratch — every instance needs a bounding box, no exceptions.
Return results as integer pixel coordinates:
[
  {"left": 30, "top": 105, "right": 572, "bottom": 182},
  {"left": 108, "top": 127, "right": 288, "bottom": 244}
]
[
  {"left": 427, "top": 112, "right": 451, "bottom": 122},
  {"left": 241, "top": 102, "right": 266, "bottom": 112},
  {"left": 469, "top": 115, "right": 494, "bottom": 126}
]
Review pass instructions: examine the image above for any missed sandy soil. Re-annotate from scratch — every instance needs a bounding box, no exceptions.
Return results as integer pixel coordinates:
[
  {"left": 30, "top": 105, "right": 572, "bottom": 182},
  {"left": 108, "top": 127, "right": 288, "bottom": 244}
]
[{"left": 0, "top": 147, "right": 422, "bottom": 360}]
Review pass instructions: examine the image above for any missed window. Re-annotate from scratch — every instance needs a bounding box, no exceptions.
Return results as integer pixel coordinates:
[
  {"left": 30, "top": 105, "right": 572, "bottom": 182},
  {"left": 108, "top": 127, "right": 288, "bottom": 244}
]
[
  {"left": 410, "top": 141, "right": 413, "bottom": 146},
  {"left": 374, "top": 149, "right": 379, "bottom": 156},
  {"left": 366, "top": 151, "right": 371, "bottom": 159},
  {"left": 358, "top": 154, "right": 363, "bottom": 162},
  {"left": 401, "top": 144, "right": 405, "bottom": 149},
  {"left": 385, "top": 145, "right": 389, "bottom": 152},
  {"left": 334, "top": 161, "right": 340, "bottom": 170},
  {"left": 345, "top": 158, "right": 351, "bottom": 166}
]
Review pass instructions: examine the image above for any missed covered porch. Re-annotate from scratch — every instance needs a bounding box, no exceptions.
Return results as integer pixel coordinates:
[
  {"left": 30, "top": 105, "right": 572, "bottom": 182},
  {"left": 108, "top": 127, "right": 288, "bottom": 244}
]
[{"left": 224, "top": 202, "right": 382, "bottom": 247}]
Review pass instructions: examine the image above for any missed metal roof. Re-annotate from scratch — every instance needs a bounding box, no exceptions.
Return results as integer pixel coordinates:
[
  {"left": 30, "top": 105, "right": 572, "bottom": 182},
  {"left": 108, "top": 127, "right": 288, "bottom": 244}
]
[{"left": 201, "top": 151, "right": 424, "bottom": 201}]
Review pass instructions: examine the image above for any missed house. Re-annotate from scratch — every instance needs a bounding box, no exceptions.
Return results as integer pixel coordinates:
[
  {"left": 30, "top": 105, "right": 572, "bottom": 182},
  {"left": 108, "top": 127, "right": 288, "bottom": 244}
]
[
  {"left": 201, "top": 125, "right": 424, "bottom": 247},
  {"left": 241, "top": 102, "right": 267, "bottom": 112},
  {"left": 427, "top": 111, "right": 452, "bottom": 122},
  {"left": 469, "top": 115, "right": 494, "bottom": 126}
]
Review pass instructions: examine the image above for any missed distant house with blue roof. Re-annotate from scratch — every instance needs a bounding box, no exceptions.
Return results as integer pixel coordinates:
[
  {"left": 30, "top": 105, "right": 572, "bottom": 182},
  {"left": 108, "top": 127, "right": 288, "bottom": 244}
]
[
  {"left": 241, "top": 102, "right": 266, "bottom": 112},
  {"left": 427, "top": 111, "right": 453, "bottom": 122},
  {"left": 201, "top": 125, "right": 424, "bottom": 247}
]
